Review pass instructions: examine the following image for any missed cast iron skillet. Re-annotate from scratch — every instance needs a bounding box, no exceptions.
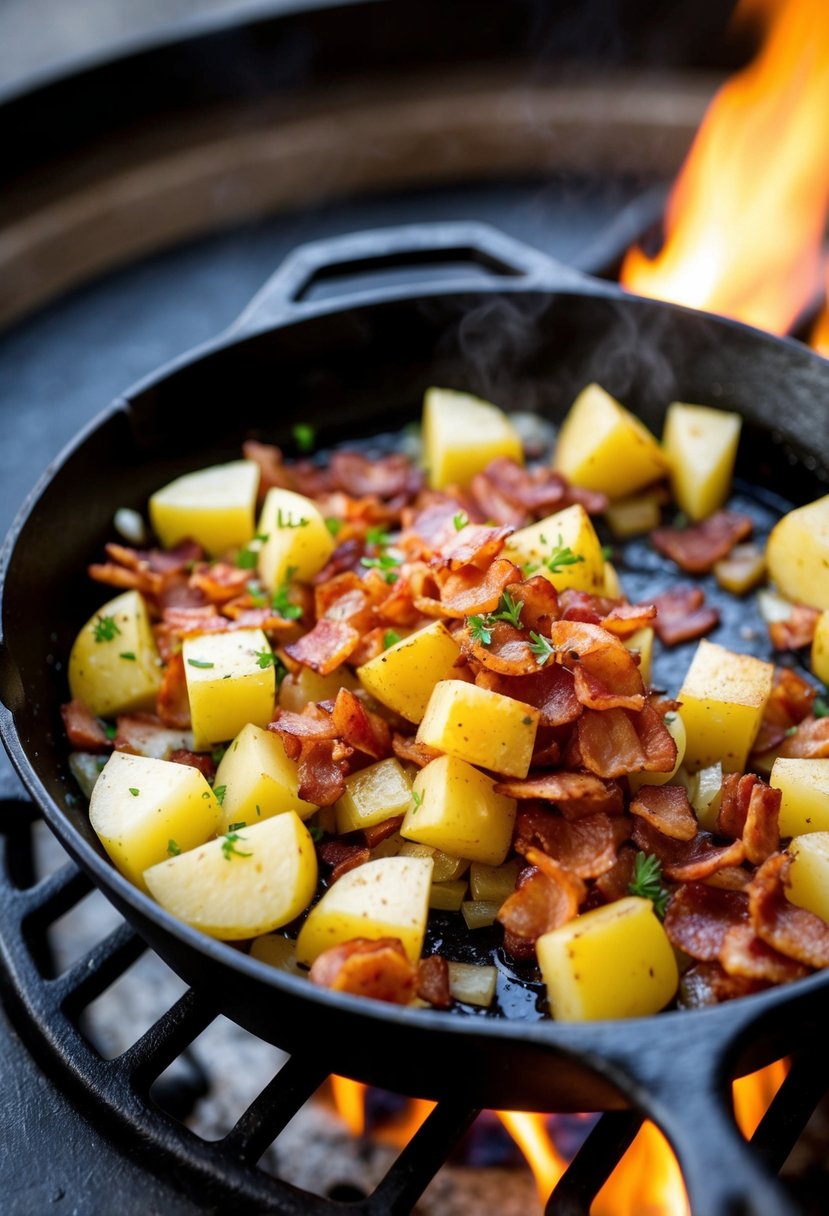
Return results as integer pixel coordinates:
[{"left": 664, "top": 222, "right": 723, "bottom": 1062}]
[{"left": 2, "top": 223, "right": 829, "bottom": 1215}]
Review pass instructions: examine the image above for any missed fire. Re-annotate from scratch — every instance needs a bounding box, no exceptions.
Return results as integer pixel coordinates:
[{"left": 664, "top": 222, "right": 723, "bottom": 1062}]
[
  {"left": 621, "top": 0, "right": 829, "bottom": 335},
  {"left": 327, "top": 1059, "right": 786, "bottom": 1214},
  {"left": 813, "top": 266, "right": 829, "bottom": 356}
]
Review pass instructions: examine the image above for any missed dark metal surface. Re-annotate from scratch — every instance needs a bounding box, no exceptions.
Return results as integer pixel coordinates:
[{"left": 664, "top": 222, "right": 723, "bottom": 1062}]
[{"left": 3, "top": 221, "right": 829, "bottom": 1215}]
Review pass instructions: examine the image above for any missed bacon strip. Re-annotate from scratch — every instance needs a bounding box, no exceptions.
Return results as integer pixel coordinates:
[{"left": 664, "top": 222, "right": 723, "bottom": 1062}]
[
  {"left": 477, "top": 663, "right": 582, "bottom": 727},
  {"left": 495, "top": 770, "right": 621, "bottom": 813},
  {"left": 743, "top": 783, "right": 781, "bottom": 865},
  {"left": 434, "top": 524, "right": 513, "bottom": 570},
  {"left": 680, "top": 961, "right": 768, "bottom": 1008},
  {"left": 664, "top": 884, "right": 749, "bottom": 961},
  {"left": 437, "top": 558, "right": 521, "bottom": 618},
  {"left": 650, "top": 585, "right": 719, "bottom": 646},
  {"left": 498, "top": 855, "right": 585, "bottom": 959},
  {"left": 284, "top": 619, "right": 360, "bottom": 675},
  {"left": 748, "top": 852, "right": 829, "bottom": 968},
  {"left": 416, "top": 955, "right": 452, "bottom": 1009},
  {"left": 651, "top": 511, "right": 753, "bottom": 574},
  {"left": 391, "top": 733, "right": 442, "bottom": 769},
  {"left": 718, "top": 923, "right": 810, "bottom": 983},
  {"left": 768, "top": 603, "right": 821, "bottom": 651},
  {"left": 331, "top": 688, "right": 392, "bottom": 760},
  {"left": 630, "top": 784, "right": 698, "bottom": 841},
  {"left": 515, "top": 808, "right": 617, "bottom": 878},
  {"left": 298, "top": 738, "right": 349, "bottom": 806},
  {"left": 156, "top": 651, "right": 192, "bottom": 729},
  {"left": 309, "top": 937, "right": 416, "bottom": 1004},
  {"left": 61, "top": 700, "right": 110, "bottom": 752},
  {"left": 632, "top": 819, "right": 745, "bottom": 880}
]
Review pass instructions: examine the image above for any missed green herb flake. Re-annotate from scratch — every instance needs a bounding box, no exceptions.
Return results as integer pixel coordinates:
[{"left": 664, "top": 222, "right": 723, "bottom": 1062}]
[
  {"left": 308, "top": 824, "right": 324, "bottom": 842},
  {"left": 292, "top": 423, "right": 316, "bottom": 454},
  {"left": 411, "top": 789, "right": 424, "bottom": 814},
  {"left": 601, "top": 544, "right": 614, "bottom": 561},
  {"left": 628, "top": 852, "right": 670, "bottom": 920},
  {"left": 276, "top": 508, "right": 309, "bottom": 529},
  {"left": 119, "top": 651, "right": 137, "bottom": 662},
  {"left": 360, "top": 553, "right": 401, "bottom": 584},
  {"left": 272, "top": 570, "right": 303, "bottom": 621},
  {"left": 167, "top": 839, "right": 181, "bottom": 857},
  {"left": 255, "top": 804, "right": 262, "bottom": 817},
  {"left": 245, "top": 579, "right": 267, "bottom": 607},
  {"left": 528, "top": 631, "right": 556, "bottom": 665},
  {"left": 236, "top": 547, "right": 259, "bottom": 570},
  {"left": 453, "top": 511, "right": 469, "bottom": 531},
  {"left": 221, "top": 831, "right": 252, "bottom": 861},
  {"left": 493, "top": 590, "right": 523, "bottom": 629},
  {"left": 187, "top": 658, "right": 214, "bottom": 669},
  {"left": 785, "top": 725, "right": 798, "bottom": 737},
  {"left": 543, "top": 533, "right": 585, "bottom": 573},
  {"left": 383, "top": 630, "right": 402, "bottom": 650},
  {"left": 103, "top": 723, "right": 117, "bottom": 741},
  {"left": 227, "top": 821, "right": 247, "bottom": 832},
  {"left": 468, "top": 615, "right": 493, "bottom": 646},
  {"left": 814, "top": 696, "right": 829, "bottom": 718},
  {"left": 325, "top": 517, "right": 343, "bottom": 537},
  {"left": 213, "top": 785, "right": 227, "bottom": 806},
  {"left": 93, "top": 614, "right": 121, "bottom": 643},
  {"left": 211, "top": 746, "right": 227, "bottom": 766},
  {"left": 365, "top": 525, "right": 392, "bottom": 548},
  {"left": 253, "top": 648, "right": 278, "bottom": 669},
  {"left": 129, "top": 787, "right": 140, "bottom": 797}
]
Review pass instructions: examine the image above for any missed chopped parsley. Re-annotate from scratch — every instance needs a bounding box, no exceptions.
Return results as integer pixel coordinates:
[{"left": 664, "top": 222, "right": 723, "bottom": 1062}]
[
  {"left": 246, "top": 579, "right": 267, "bottom": 607},
  {"left": 221, "top": 831, "right": 252, "bottom": 860},
  {"left": 103, "top": 723, "right": 117, "bottom": 741},
  {"left": 292, "top": 423, "right": 316, "bottom": 453},
  {"left": 814, "top": 696, "right": 829, "bottom": 718},
  {"left": 236, "top": 547, "right": 259, "bottom": 570},
  {"left": 211, "top": 745, "right": 227, "bottom": 766},
  {"left": 534, "top": 533, "right": 585, "bottom": 574},
  {"left": 785, "top": 725, "right": 798, "bottom": 737},
  {"left": 468, "top": 615, "right": 493, "bottom": 646},
  {"left": 453, "top": 511, "right": 469, "bottom": 531},
  {"left": 167, "top": 840, "right": 181, "bottom": 857},
  {"left": 119, "top": 651, "right": 136, "bottom": 662},
  {"left": 361, "top": 552, "right": 401, "bottom": 584},
  {"left": 253, "top": 648, "right": 279, "bottom": 669},
  {"left": 664, "top": 713, "right": 677, "bottom": 725},
  {"left": 93, "top": 614, "right": 121, "bottom": 643},
  {"left": 467, "top": 592, "right": 525, "bottom": 647},
  {"left": 271, "top": 568, "right": 303, "bottom": 621},
  {"left": 411, "top": 790, "right": 423, "bottom": 814},
  {"left": 276, "top": 509, "right": 308, "bottom": 529},
  {"left": 187, "top": 658, "right": 214, "bottom": 669},
  {"left": 308, "top": 824, "right": 324, "bottom": 842},
  {"left": 129, "top": 788, "right": 140, "bottom": 797},
  {"left": 365, "top": 525, "right": 392, "bottom": 548},
  {"left": 227, "top": 821, "right": 247, "bottom": 833},
  {"left": 628, "top": 852, "right": 670, "bottom": 920},
  {"left": 601, "top": 544, "right": 614, "bottom": 561},
  {"left": 325, "top": 517, "right": 343, "bottom": 537},
  {"left": 528, "top": 631, "right": 556, "bottom": 665},
  {"left": 213, "top": 785, "right": 227, "bottom": 806},
  {"left": 383, "top": 630, "right": 402, "bottom": 649}
]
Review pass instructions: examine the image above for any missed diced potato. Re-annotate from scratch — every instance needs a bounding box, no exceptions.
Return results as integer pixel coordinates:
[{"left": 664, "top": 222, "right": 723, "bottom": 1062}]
[
  {"left": 144, "top": 812, "right": 317, "bottom": 940},
  {"left": 624, "top": 626, "right": 654, "bottom": 686},
  {"left": 295, "top": 855, "right": 433, "bottom": 966},
  {"left": 504, "top": 504, "right": 606, "bottom": 594},
  {"left": 603, "top": 561, "right": 624, "bottom": 599},
  {"left": 536, "top": 896, "right": 678, "bottom": 1021},
  {"left": 678, "top": 639, "right": 774, "bottom": 772},
  {"left": 370, "top": 832, "right": 404, "bottom": 860},
  {"left": 249, "top": 934, "right": 306, "bottom": 976},
  {"left": 279, "top": 666, "right": 358, "bottom": 713},
  {"left": 401, "top": 755, "right": 517, "bottom": 864},
  {"left": 357, "top": 620, "right": 461, "bottom": 723},
  {"left": 469, "top": 858, "right": 522, "bottom": 904},
  {"left": 690, "top": 762, "right": 723, "bottom": 832},
  {"left": 714, "top": 544, "right": 766, "bottom": 596},
  {"left": 770, "top": 758, "right": 829, "bottom": 837},
  {"left": 68, "top": 752, "right": 106, "bottom": 801},
  {"left": 461, "top": 900, "right": 500, "bottom": 929},
  {"left": 605, "top": 491, "right": 663, "bottom": 538},
  {"left": 447, "top": 961, "right": 497, "bottom": 1007},
  {"left": 811, "top": 611, "right": 829, "bottom": 685},
  {"left": 214, "top": 722, "right": 316, "bottom": 831},
  {"left": 787, "top": 833, "right": 829, "bottom": 923},
  {"left": 766, "top": 495, "right": 829, "bottom": 610},
  {"left": 416, "top": 682, "right": 539, "bottom": 780},
  {"left": 398, "top": 841, "right": 470, "bottom": 882},
  {"left": 629, "top": 713, "right": 686, "bottom": 791},
  {"left": 422, "top": 387, "right": 523, "bottom": 489},
  {"left": 149, "top": 459, "right": 259, "bottom": 556},
  {"left": 256, "top": 487, "right": 336, "bottom": 591},
  {"left": 552, "top": 383, "right": 669, "bottom": 499},
  {"left": 183, "top": 628, "right": 275, "bottom": 750},
  {"left": 429, "top": 880, "right": 468, "bottom": 912},
  {"left": 662, "top": 402, "right": 741, "bottom": 522},
  {"left": 335, "top": 758, "right": 413, "bottom": 834},
  {"left": 68, "top": 589, "right": 163, "bottom": 718},
  {"left": 89, "top": 752, "right": 222, "bottom": 889}
]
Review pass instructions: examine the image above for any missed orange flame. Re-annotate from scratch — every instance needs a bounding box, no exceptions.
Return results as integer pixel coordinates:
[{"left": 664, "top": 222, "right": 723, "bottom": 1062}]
[
  {"left": 813, "top": 265, "right": 829, "bottom": 355},
  {"left": 494, "top": 1111, "right": 568, "bottom": 1200},
  {"left": 621, "top": 0, "right": 829, "bottom": 335}
]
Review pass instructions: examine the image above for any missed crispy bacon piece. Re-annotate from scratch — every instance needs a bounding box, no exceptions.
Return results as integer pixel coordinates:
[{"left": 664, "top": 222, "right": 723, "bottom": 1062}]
[
  {"left": 716, "top": 772, "right": 758, "bottom": 839},
  {"left": 514, "top": 807, "right": 617, "bottom": 878},
  {"left": 577, "top": 704, "right": 676, "bottom": 779},
  {"left": 362, "top": 816, "right": 405, "bottom": 848},
  {"left": 437, "top": 557, "right": 521, "bottom": 618},
  {"left": 769, "top": 716, "right": 829, "bottom": 761},
  {"left": 600, "top": 603, "right": 658, "bottom": 639},
  {"left": 753, "top": 666, "right": 816, "bottom": 753},
  {"left": 330, "top": 450, "right": 423, "bottom": 504},
  {"left": 718, "top": 923, "right": 810, "bottom": 983},
  {"left": 504, "top": 576, "right": 559, "bottom": 635},
  {"left": 462, "top": 620, "right": 539, "bottom": 676},
  {"left": 632, "top": 819, "right": 745, "bottom": 881},
  {"left": 748, "top": 852, "right": 829, "bottom": 968},
  {"left": 474, "top": 457, "right": 608, "bottom": 520},
  {"left": 269, "top": 706, "right": 338, "bottom": 755},
  {"left": 348, "top": 627, "right": 387, "bottom": 668},
  {"left": 156, "top": 651, "right": 191, "bottom": 729},
  {"left": 169, "top": 749, "right": 216, "bottom": 780},
  {"left": 664, "top": 883, "right": 749, "bottom": 961},
  {"left": 477, "top": 663, "right": 581, "bottom": 728},
  {"left": 495, "top": 769, "right": 620, "bottom": 806},
  {"left": 651, "top": 511, "right": 753, "bottom": 574},
  {"left": 391, "top": 733, "right": 442, "bottom": 769},
  {"left": 680, "top": 961, "right": 767, "bottom": 1008},
  {"left": 309, "top": 937, "right": 416, "bottom": 1004},
  {"left": 435, "top": 524, "right": 513, "bottom": 571},
  {"left": 416, "top": 955, "right": 452, "bottom": 1009},
  {"left": 113, "top": 713, "right": 193, "bottom": 760},
  {"left": 61, "top": 700, "right": 110, "bottom": 752},
  {"left": 88, "top": 560, "right": 161, "bottom": 597},
  {"left": 703, "top": 866, "right": 751, "bottom": 891},
  {"left": 189, "top": 562, "right": 250, "bottom": 604},
  {"left": 298, "top": 736, "right": 351, "bottom": 806},
  {"left": 498, "top": 857, "right": 584, "bottom": 959},
  {"left": 743, "top": 783, "right": 781, "bottom": 865},
  {"left": 242, "top": 440, "right": 292, "bottom": 495},
  {"left": 558, "top": 589, "right": 618, "bottom": 627},
  {"left": 318, "top": 840, "right": 371, "bottom": 882},
  {"left": 572, "top": 663, "right": 645, "bottom": 712},
  {"left": 331, "top": 688, "right": 392, "bottom": 760},
  {"left": 595, "top": 846, "right": 638, "bottom": 902},
  {"left": 769, "top": 603, "right": 821, "bottom": 651},
  {"left": 630, "top": 784, "right": 698, "bottom": 842},
  {"left": 650, "top": 585, "right": 720, "bottom": 646},
  {"left": 284, "top": 619, "right": 361, "bottom": 675}
]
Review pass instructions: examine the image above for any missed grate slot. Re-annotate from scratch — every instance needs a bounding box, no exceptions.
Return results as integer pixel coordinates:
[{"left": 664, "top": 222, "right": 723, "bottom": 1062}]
[
  {"left": 121, "top": 987, "right": 217, "bottom": 1092},
  {"left": 545, "top": 1110, "right": 643, "bottom": 1216},
  {"left": 56, "top": 921, "right": 145, "bottom": 1017},
  {"left": 751, "top": 1050, "right": 829, "bottom": 1174},
  {"left": 20, "top": 860, "right": 92, "bottom": 926},
  {"left": 365, "top": 1098, "right": 480, "bottom": 1215},
  {"left": 222, "top": 1054, "right": 332, "bottom": 1165}
]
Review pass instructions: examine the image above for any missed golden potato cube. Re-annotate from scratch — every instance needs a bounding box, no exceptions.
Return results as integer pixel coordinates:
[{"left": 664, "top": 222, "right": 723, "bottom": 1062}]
[
  {"left": 536, "top": 896, "right": 678, "bottom": 1021},
  {"left": 279, "top": 665, "right": 358, "bottom": 713},
  {"left": 811, "top": 611, "right": 829, "bottom": 685},
  {"left": 89, "top": 752, "right": 222, "bottom": 889},
  {"left": 416, "top": 681, "right": 539, "bottom": 778},
  {"left": 461, "top": 900, "right": 500, "bottom": 929},
  {"left": 505, "top": 504, "right": 606, "bottom": 594},
  {"left": 422, "top": 387, "right": 523, "bottom": 489},
  {"left": 149, "top": 459, "right": 259, "bottom": 556},
  {"left": 690, "top": 762, "right": 723, "bottom": 832},
  {"left": 214, "top": 722, "right": 316, "bottom": 831},
  {"left": 766, "top": 495, "right": 829, "bottom": 610},
  {"left": 398, "top": 842, "right": 470, "bottom": 882},
  {"left": 335, "top": 758, "right": 413, "bottom": 833},
  {"left": 256, "top": 487, "right": 336, "bottom": 591},
  {"left": 603, "top": 561, "right": 624, "bottom": 599},
  {"left": 295, "top": 855, "right": 433, "bottom": 966},
  {"left": 183, "top": 628, "right": 275, "bottom": 750},
  {"left": 628, "top": 713, "right": 686, "bottom": 792},
  {"left": 605, "top": 492, "right": 663, "bottom": 538},
  {"left": 357, "top": 620, "right": 461, "bottom": 723},
  {"left": 662, "top": 402, "right": 741, "bottom": 521},
  {"left": 714, "top": 545, "right": 766, "bottom": 596},
  {"left": 678, "top": 639, "right": 773, "bottom": 772},
  {"left": 401, "top": 753, "right": 517, "bottom": 865},
  {"left": 447, "top": 961, "right": 497, "bottom": 1007},
  {"left": 144, "top": 812, "right": 317, "bottom": 940},
  {"left": 429, "top": 880, "right": 468, "bottom": 912},
  {"left": 787, "top": 833, "right": 829, "bottom": 923},
  {"left": 249, "top": 934, "right": 305, "bottom": 976},
  {"left": 68, "top": 589, "right": 163, "bottom": 718},
  {"left": 770, "top": 758, "right": 829, "bottom": 837},
  {"left": 552, "top": 383, "right": 669, "bottom": 499},
  {"left": 469, "top": 858, "right": 522, "bottom": 903},
  {"left": 624, "top": 626, "right": 654, "bottom": 686}
]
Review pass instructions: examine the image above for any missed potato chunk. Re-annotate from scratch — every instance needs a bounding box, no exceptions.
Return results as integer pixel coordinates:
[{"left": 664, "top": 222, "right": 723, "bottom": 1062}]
[
  {"left": 401, "top": 754, "right": 517, "bottom": 865},
  {"left": 335, "top": 758, "right": 413, "bottom": 834},
  {"left": 770, "top": 758, "right": 829, "bottom": 837},
  {"left": 678, "top": 639, "right": 773, "bottom": 772},
  {"left": 552, "top": 383, "right": 669, "bottom": 499},
  {"left": 68, "top": 589, "right": 162, "bottom": 718},
  {"left": 144, "top": 812, "right": 317, "bottom": 940},
  {"left": 811, "top": 611, "right": 829, "bottom": 685},
  {"left": 183, "top": 628, "right": 275, "bottom": 750},
  {"left": 787, "top": 833, "right": 829, "bottom": 923},
  {"left": 766, "top": 495, "right": 829, "bottom": 610},
  {"left": 536, "top": 896, "right": 678, "bottom": 1021},
  {"left": 89, "top": 752, "right": 222, "bottom": 889},
  {"left": 422, "top": 387, "right": 522, "bottom": 489},
  {"left": 279, "top": 666, "right": 358, "bottom": 713},
  {"left": 624, "top": 626, "right": 654, "bottom": 685},
  {"left": 504, "top": 504, "right": 606, "bottom": 594},
  {"left": 295, "top": 855, "right": 433, "bottom": 966},
  {"left": 149, "top": 459, "right": 259, "bottom": 556},
  {"left": 662, "top": 402, "right": 741, "bottom": 521},
  {"left": 416, "top": 680, "right": 539, "bottom": 778},
  {"left": 256, "top": 487, "right": 336, "bottom": 591},
  {"left": 357, "top": 620, "right": 461, "bottom": 723},
  {"left": 214, "top": 722, "right": 316, "bottom": 831}
]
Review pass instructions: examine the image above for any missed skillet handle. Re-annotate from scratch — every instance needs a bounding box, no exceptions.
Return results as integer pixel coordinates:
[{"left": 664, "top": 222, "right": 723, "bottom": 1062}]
[{"left": 229, "top": 221, "right": 607, "bottom": 338}]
